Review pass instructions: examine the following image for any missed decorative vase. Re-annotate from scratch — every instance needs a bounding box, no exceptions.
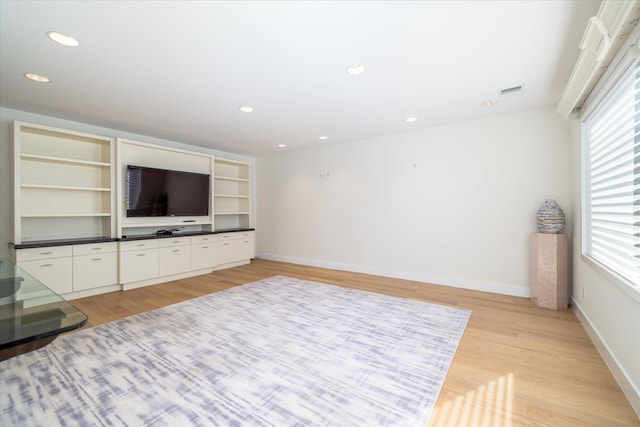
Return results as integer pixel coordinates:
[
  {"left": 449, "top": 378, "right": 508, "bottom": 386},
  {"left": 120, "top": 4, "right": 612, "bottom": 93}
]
[{"left": 536, "top": 199, "right": 565, "bottom": 234}]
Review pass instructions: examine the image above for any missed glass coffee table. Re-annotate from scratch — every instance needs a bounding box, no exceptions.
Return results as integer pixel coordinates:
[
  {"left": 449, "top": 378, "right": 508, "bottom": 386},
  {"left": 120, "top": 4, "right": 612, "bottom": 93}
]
[{"left": 0, "top": 257, "right": 87, "bottom": 360}]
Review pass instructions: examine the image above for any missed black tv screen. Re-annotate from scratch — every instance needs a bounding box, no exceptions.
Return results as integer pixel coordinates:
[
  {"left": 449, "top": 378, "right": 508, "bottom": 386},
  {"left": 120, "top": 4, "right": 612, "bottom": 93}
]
[{"left": 126, "top": 165, "right": 210, "bottom": 217}]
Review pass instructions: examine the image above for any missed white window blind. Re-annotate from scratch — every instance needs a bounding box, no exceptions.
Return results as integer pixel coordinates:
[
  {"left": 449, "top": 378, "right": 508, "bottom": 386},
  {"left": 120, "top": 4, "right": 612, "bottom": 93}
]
[{"left": 583, "top": 59, "right": 640, "bottom": 288}]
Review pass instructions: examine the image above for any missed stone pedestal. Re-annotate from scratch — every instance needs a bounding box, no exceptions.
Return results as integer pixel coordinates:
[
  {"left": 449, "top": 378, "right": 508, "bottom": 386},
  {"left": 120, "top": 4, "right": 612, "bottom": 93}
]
[{"left": 530, "top": 233, "right": 568, "bottom": 310}]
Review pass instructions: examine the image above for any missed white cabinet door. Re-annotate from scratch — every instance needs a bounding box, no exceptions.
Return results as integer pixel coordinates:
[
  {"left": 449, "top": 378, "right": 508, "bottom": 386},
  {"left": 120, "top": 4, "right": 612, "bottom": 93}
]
[
  {"left": 158, "top": 245, "right": 191, "bottom": 276},
  {"left": 237, "top": 237, "right": 255, "bottom": 261},
  {"left": 18, "top": 257, "right": 73, "bottom": 295},
  {"left": 73, "top": 252, "right": 118, "bottom": 291},
  {"left": 217, "top": 239, "right": 237, "bottom": 265},
  {"left": 119, "top": 249, "right": 158, "bottom": 283},
  {"left": 191, "top": 243, "right": 217, "bottom": 270}
]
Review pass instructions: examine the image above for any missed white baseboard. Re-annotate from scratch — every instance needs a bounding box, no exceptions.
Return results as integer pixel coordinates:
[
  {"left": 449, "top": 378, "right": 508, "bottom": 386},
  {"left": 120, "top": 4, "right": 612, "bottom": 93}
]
[
  {"left": 64, "top": 284, "right": 121, "bottom": 300},
  {"left": 121, "top": 268, "right": 214, "bottom": 291},
  {"left": 572, "top": 297, "right": 640, "bottom": 418},
  {"left": 257, "top": 253, "right": 531, "bottom": 298}
]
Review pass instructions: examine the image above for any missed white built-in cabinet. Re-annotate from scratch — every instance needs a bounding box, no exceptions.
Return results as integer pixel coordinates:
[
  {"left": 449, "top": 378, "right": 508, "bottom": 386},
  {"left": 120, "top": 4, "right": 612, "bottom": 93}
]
[
  {"left": 158, "top": 237, "right": 191, "bottom": 277},
  {"left": 217, "top": 231, "right": 255, "bottom": 266},
  {"left": 14, "top": 242, "right": 119, "bottom": 297},
  {"left": 190, "top": 235, "right": 218, "bottom": 270},
  {"left": 13, "top": 121, "right": 116, "bottom": 244},
  {"left": 72, "top": 243, "right": 118, "bottom": 292},
  {"left": 11, "top": 121, "right": 254, "bottom": 299},
  {"left": 118, "top": 239, "right": 159, "bottom": 284}
]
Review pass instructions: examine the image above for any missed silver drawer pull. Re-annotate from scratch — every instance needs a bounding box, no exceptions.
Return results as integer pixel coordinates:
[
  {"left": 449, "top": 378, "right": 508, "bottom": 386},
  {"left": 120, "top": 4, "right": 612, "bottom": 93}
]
[
  {"left": 202, "top": 246, "right": 209, "bottom": 249},
  {"left": 92, "top": 247, "right": 102, "bottom": 251},
  {"left": 40, "top": 251, "right": 53, "bottom": 255},
  {"left": 172, "top": 240, "right": 180, "bottom": 243},
  {"left": 40, "top": 263, "right": 53, "bottom": 267},
  {"left": 136, "top": 244, "right": 145, "bottom": 247},
  {"left": 172, "top": 249, "right": 180, "bottom": 253},
  {"left": 223, "top": 242, "right": 229, "bottom": 246},
  {"left": 91, "top": 258, "right": 103, "bottom": 261},
  {"left": 137, "top": 253, "right": 146, "bottom": 257}
]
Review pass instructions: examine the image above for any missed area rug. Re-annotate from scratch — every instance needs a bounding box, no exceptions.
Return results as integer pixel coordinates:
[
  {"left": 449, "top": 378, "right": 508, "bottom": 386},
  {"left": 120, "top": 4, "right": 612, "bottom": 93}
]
[{"left": 0, "top": 276, "right": 471, "bottom": 426}]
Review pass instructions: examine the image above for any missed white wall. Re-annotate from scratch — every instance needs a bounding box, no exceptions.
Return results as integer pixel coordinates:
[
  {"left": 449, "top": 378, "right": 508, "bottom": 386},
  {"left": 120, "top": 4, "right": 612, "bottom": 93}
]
[
  {"left": 0, "top": 107, "right": 256, "bottom": 259},
  {"left": 569, "top": 120, "right": 640, "bottom": 414},
  {"left": 257, "top": 106, "right": 571, "bottom": 296}
]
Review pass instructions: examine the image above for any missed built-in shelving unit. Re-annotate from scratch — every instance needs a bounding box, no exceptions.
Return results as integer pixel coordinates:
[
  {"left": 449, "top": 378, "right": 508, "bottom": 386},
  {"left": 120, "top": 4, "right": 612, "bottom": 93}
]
[
  {"left": 214, "top": 158, "right": 251, "bottom": 229},
  {"left": 11, "top": 121, "right": 255, "bottom": 298},
  {"left": 13, "top": 122, "right": 116, "bottom": 244}
]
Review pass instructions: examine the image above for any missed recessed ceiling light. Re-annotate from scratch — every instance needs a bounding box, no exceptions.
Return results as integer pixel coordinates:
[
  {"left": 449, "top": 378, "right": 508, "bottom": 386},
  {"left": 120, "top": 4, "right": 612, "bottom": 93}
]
[
  {"left": 346, "top": 64, "right": 365, "bottom": 75},
  {"left": 318, "top": 136, "right": 329, "bottom": 140},
  {"left": 239, "top": 106, "right": 254, "bottom": 113},
  {"left": 480, "top": 100, "right": 498, "bottom": 107},
  {"left": 24, "top": 73, "right": 50, "bottom": 83},
  {"left": 405, "top": 117, "right": 418, "bottom": 123},
  {"left": 47, "top": 31, "right": 79, "bottom": 47},
  {"left": 277, "top": 144, "right": 287, "bottom": 148}
]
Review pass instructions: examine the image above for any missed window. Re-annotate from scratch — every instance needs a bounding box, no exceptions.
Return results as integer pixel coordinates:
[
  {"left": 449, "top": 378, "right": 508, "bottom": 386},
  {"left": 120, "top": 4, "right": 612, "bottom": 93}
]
[{"left": 582, "top": 59, "right": 640, "bottom": 290}]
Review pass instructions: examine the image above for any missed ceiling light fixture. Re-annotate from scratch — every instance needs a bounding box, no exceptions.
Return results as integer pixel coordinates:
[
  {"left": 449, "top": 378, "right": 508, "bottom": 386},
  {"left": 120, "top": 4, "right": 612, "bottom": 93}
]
[
  {"left": 346, "top": 64, "right": 365, "bottom": 75},
  {"left": 405, "top": 117, "right": 418, "bottom": 123},
  {"left": 480, "top": 100, "right": 498, "bottom": 107},
  {"left": 24, "top": 73, "right": 50, "bottom": 83},
  {"left": 47, "top": 31, "right": 79, "bottom": 47},
  {"left": 318, "top": 136, "right": 329, "bottom": 140},
  {"left": 277, "top": 144, "right": 287, "bottom": 148},
  {"left": 239, "top": 106, "right": 254, "bottom": 113}
]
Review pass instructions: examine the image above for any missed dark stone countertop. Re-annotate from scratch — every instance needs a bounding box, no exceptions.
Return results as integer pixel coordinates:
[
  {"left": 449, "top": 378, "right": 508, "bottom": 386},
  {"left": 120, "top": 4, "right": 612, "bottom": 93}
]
[{"left": 9, "top": 228, "right": 255, "bottom": 249}]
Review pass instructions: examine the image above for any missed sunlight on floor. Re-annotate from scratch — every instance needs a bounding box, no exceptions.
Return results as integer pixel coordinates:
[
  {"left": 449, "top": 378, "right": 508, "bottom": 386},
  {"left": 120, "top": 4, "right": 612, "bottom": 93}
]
[{"left": 431, "top": 373, "right": 514, "bottom": 427}]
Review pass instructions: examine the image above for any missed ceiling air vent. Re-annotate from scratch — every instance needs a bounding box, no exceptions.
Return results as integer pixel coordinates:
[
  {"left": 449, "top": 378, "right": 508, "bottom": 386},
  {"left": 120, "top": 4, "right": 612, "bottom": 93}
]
[{"left": 500, "top": 85, "right": 523, "bottom": 96}]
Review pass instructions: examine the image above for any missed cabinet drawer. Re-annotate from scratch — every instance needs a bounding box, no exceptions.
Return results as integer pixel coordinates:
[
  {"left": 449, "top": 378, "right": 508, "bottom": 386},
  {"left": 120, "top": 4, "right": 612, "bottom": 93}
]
[
  {"left": 73, "top": 242, "right": 117, "bottom": 256},
  {"left": 191, "top": 235, "right": 217, "bottom": 244},
  {"left": 157, "top": 236, "right": 191, "bottom": 248},
  {"left": 218, "top": 231, "right": 254, "bottom": 241},
  {"left": 119, "top": 239, "right": 159, "bottom": 252},
  {"left": 18, "top": 257, "right": 73, "bottom": 294},
  {"left": 16, "top": 245, "right": 72, "bottom": 261},
  {"left": 73, "top": 252, "right": 118, "bottom": 291}
]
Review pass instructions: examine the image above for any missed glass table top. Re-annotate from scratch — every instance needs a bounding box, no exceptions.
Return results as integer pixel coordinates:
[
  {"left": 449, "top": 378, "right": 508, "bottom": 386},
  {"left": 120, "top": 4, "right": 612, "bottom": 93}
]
[{"left": 0, "top": 257, "right": 88, "bottom": 350}]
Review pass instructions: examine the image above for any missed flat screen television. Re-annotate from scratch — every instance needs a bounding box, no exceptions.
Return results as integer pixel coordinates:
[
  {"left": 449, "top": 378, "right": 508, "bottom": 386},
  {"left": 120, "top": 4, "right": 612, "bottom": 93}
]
[{"left": 126, "top": 165, "right": 210, "bottom": 217}]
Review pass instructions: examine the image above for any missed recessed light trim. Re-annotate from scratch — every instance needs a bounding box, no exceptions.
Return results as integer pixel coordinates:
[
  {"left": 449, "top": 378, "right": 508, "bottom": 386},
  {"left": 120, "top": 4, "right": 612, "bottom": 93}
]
[
  {"left": 48, "top": 31, "right": 79, "bottom": 47},
  {"left": 480, "top": 100, "right": 498, "bottom": 107},
  {"left": 239, "top": 106, "right": 254, "bottom": 113},
  {"left": 318, "top": 136, "right": 329, "bottom": 140},
  {"left": 405, "top": 117, "right": 418, "bottom": 123},
  {"left": 346, "top": 64, "right": 365, "bottom": 75},
  {"left": 24, "top": 73, "right": 50, "bottom": 83}
]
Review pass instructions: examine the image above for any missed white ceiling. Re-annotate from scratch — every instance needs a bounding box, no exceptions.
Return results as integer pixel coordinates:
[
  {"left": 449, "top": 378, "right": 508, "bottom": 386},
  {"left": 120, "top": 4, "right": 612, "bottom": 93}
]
[{"left": 0, "top": 0, "right": 600, "bottom": 155}]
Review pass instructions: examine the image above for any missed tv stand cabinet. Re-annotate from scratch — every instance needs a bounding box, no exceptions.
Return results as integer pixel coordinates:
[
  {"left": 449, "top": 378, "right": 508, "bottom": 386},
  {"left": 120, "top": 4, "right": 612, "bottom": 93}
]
[
  {"left": 10, "top": 229, "right": 254, "bottom": 299},
  {"left": 119, "top": 229, "right": 254, "bottom": 291}
]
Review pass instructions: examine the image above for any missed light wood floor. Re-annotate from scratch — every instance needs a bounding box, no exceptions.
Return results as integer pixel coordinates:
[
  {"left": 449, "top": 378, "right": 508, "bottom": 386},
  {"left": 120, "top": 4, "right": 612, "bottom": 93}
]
[{"left": 70, "top": 259, "right": 640, "bottom": 427}]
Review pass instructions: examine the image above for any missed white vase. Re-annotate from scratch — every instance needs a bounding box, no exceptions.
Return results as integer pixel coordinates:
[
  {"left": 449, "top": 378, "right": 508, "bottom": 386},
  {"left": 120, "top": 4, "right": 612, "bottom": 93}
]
[{"left": 536, "top": 199, "right": 565, "bottom": 234}]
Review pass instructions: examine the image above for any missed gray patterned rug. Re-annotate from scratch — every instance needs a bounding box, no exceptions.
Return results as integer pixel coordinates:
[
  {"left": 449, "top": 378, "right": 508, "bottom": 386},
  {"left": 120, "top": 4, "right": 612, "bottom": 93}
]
[{"left": 0, "top": 276, "right": 471, "bottom": 426}]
